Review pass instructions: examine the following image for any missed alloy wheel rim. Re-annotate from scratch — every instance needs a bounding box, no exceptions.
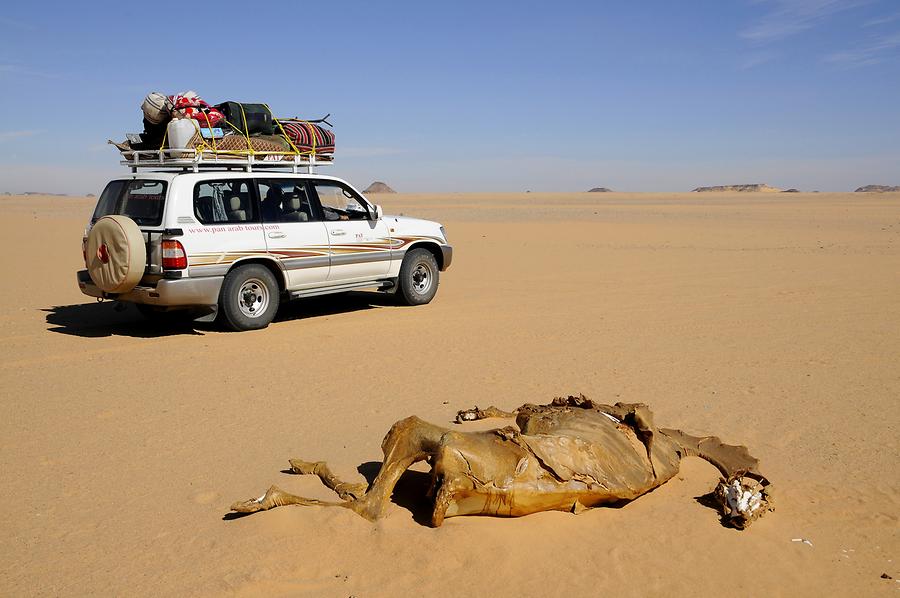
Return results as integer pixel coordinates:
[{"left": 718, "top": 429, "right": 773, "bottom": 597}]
[
  {"left": 412, "top": 263, "right": 432, "bottom": 294},
  {"left": 238, "top": 278, "right": 269, "bottom": 318}
]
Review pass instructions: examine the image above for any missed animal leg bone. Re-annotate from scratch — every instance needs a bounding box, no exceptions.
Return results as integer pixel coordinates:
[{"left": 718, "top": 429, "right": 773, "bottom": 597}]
[
  {"left": 229, "top": 485, "right": 341, "bottom": 513},
  {"left": 346, "top": 416, "right": 447, "bottom": 521},
  {"left": 229, "top": 416, "right": 449, "bottom": 521},
  {"left": 288, "top": 459, "right": 368, "bottom": 501}
]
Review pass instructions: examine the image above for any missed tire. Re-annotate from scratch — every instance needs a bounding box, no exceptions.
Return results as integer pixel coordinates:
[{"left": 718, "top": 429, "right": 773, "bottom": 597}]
[
  {"left": 86, "top": 215, "right": 146, "bottom": 293},
  {"left": 219, "top": 264, "right": 280, "bottom": 331},
  {"left": 397, "top": 248, "right": 440, "bottom": 306}
]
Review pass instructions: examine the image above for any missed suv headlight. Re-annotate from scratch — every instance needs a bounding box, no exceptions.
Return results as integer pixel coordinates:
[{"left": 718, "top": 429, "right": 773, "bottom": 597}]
[{"left": 440, "top": 226, "right": 448, "bottom": 243}]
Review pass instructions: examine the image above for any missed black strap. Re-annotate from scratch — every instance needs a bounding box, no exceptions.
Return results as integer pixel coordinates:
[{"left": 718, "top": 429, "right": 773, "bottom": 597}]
[{"left": 280, "top": 114, "right": 333, "bottom": 127}]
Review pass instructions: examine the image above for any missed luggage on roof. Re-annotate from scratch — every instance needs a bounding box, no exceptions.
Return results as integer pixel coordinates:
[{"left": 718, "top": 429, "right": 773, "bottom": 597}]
[
  {"left": 279, "top": 119, "right": 335, "bottom": 154},
  {"left": 111, "top": 91, "right": 337, "bottom": 170},
  {"left": 216, "top": 102, "right": 274, "bottom": 136}
]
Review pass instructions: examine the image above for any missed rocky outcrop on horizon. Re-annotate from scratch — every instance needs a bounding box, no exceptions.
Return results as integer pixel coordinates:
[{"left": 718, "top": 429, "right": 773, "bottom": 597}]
[
  {"left": 855, "top": 185, "right": 900, "bottom": 192},
  {"left": 363, "top": 181, "right": 396, "bottom": 194},
  {"left": 4, "top": 191, "right": 71, "bottom": 196},
  {"left": 587, "top": 187, "right": 612, "bottom": 192},
  {"left": 782, "top": 188, "right": 800, "bottom": 193},
  {"left": 692, "top": 184, "right": 782, "bottom": 193}
]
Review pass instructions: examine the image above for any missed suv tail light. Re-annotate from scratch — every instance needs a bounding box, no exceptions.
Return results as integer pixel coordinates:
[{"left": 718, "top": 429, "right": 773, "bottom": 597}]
[
  {"left": 82, "top": 237, "right": 87, "bottom": 267},
  {"left": 161, "top": 240, "right": 187, "bottom": 269}
]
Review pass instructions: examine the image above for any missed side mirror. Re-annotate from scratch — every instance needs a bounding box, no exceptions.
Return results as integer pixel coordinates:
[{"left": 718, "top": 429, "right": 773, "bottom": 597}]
[{"left": 373, "top": 204, "right": 383, "bottom": 220}]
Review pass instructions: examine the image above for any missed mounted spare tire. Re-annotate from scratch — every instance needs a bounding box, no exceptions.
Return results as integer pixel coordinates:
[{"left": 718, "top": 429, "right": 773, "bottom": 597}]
[{"left": 86, "top": 215, "right": 146, "bottom": 293}]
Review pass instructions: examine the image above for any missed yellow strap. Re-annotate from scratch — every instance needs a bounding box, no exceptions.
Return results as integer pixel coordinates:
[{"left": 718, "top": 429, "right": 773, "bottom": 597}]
[
  {"left": 156, "top": 100, "right": 326, "bottom": 162},
  {"left": 159, "top": 118, "right": 211, "bottom": 156},
  {"left": 267, "top": 103, "right": 302, "bottom": 156},
  {"left": 237, "top": 104, "right": 254, "bottom": 155},
  {"left": 161, "top": 106, "right": 222, "bottom": 156},
  {"left": 206, "top": 108, "right": 218, "bottom": 153},
  {"left": 188, "top": 118, "right": 213, "bottom": 155},
  {"left": 278, "top": 117, "right": 322, "bottom": 157},
  {"left": 163, "top": 105, "right": 326, "bottom": 161},
  {"left": 304, "top": 121, "right": 317, "bottom": 155},
  {"left": 219, "top": 116, "right": 253, "bottom": 154}
]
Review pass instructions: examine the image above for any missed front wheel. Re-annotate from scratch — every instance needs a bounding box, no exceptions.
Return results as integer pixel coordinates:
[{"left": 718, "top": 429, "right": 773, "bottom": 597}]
[
  {"left": 219, "top": 264, "right": 280, "bottom": 331},
  {"left": 397, "top": 248, "right": 440, "bottom": 306}
]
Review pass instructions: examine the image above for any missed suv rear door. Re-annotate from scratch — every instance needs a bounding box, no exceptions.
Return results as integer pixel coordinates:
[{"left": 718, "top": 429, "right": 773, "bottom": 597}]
[
  {"left": 185, "top": 178, "right": 268, "bottom": 280},
  {"left": 257, "top": 178, "right": 330, "bottom": 290},
  {"left": 92, "top": 179, "right": 168, "bottom": 228},
  {"left": 90, "top": 178, "right": 169, "bottom": 276}
]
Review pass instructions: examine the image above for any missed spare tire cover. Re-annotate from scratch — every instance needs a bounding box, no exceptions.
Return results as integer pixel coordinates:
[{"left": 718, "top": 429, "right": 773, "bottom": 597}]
[{"left": 86, "top": 215, "right": 146, "bottom": 293}]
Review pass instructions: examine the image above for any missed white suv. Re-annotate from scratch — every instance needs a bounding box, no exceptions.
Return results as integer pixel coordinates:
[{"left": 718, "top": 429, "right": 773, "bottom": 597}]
[{"left": 77, "top": 171, "right": 452, "bottom": 330}]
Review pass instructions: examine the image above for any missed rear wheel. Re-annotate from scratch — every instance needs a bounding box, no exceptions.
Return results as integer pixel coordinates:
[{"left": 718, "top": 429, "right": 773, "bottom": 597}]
[
  {"left": 219, "top": 264, "right": 280, "bottom": 331},
  {"left": 397, "top": 248, "right": 439, "bottom": 306}
]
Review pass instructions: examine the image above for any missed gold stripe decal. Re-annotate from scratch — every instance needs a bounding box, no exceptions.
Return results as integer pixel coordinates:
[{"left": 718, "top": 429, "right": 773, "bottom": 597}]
[{"left": 188, "top": 236, "right": 444, "bottom": 267}]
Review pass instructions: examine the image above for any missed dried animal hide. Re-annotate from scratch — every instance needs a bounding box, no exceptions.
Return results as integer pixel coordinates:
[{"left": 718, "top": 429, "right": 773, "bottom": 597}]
[{"left": 230, "top": 395, "right": 772, "bottom": 529}]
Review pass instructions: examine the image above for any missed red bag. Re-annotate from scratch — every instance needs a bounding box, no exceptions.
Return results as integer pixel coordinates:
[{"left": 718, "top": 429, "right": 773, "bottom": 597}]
[
  {"left": 169, "top": 91, "right": 224, "bottom": 128},
  {"left": 280, "top": 121, "right": 335, "bottom": 154}
]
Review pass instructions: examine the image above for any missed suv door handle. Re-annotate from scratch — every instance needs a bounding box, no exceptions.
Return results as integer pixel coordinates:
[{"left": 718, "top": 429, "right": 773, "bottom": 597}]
[
  {"left": 268, "top": 232, "right": 286, "bottom": 239},
  {"left": 330, "top": 230, "right": 346, "bottom": 236}
]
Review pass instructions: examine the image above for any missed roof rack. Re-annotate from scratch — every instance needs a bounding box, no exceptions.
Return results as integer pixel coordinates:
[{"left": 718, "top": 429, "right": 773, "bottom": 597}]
[{"left": 119, "top": 148, "right": 334, "bottom": 174}]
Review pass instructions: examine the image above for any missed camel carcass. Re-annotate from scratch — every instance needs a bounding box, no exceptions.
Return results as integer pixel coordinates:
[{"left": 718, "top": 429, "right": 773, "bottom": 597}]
[{"left": 230, "top": 395, "right": 772, "bottom": 529}]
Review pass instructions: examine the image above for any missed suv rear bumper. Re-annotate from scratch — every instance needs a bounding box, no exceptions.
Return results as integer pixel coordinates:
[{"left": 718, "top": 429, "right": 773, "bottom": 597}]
[{"left": 77, "top": 270, "right": 223, "bottom": 306}]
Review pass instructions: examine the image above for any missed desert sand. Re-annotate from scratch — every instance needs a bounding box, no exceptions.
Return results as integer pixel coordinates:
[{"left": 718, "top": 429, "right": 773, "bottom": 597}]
[{"left": 1, "top": 191, "right": 898, "bottom": 596}]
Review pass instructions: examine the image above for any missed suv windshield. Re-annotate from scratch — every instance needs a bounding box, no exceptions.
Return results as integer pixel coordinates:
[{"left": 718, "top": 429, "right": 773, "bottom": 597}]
[{"left": 92, "top": 179, "right": 167, "bottom": 226}]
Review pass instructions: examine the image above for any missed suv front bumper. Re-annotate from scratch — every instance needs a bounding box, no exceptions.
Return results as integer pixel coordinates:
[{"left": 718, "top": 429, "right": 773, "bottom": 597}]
[
  {"left": 440, "top": 245, "right": 453, "bottom": 270},
  {"left": 77, "top": 270, "right": 223, "bottom": 307}
]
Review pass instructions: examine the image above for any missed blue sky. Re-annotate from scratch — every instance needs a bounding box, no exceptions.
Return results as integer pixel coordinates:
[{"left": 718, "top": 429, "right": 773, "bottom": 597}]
[{"left": 1, "top": 0, "right": 898, "bottom": 193}]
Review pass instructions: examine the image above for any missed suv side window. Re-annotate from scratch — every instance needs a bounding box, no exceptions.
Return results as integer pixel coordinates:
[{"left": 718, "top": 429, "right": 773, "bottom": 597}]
[
  {"left": 313, "top": 182, "right": 371, "bottom": 221},
  {"left": 257, "top": 179, "right": 318, "bottom": 223},
  {"left": 193, "top": 180, "right": 257, "bottom": 224}
]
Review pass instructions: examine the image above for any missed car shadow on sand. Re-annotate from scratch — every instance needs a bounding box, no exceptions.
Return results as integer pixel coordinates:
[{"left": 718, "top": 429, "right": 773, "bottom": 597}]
[
  {"left": 43, "top": 302, "right": 205, "bottom": 338},
  {"left": 273, "top": 291, "right": 397, "bottom": 324},
  {"left": 45, "top": 292, "right": 399, "bottom": 339}
]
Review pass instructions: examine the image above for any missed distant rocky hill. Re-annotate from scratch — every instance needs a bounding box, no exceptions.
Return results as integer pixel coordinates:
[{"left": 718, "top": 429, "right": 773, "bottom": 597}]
[
  {"left": 8, "top": 191, "right": 71, "bottom": 196},
  {"left": 782, "top": 188, "right": 800, "bottom": 193},
  {"left": 855, "top": 185, "right": 900, "bottom": 192},
  {"left": 587, "top": 187, "right": 612, "bottom": 192},
  {"left": 363, "top": 181, "right": 396, "bottom": 194},
  {"left": 692, "top": 184, "right": 782, "bottom": 193}
]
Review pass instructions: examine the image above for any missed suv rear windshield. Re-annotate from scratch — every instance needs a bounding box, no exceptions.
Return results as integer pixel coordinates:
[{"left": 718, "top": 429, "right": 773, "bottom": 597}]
[{"left": 92, "top": 179, "right": 167, "bottom": 227}]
